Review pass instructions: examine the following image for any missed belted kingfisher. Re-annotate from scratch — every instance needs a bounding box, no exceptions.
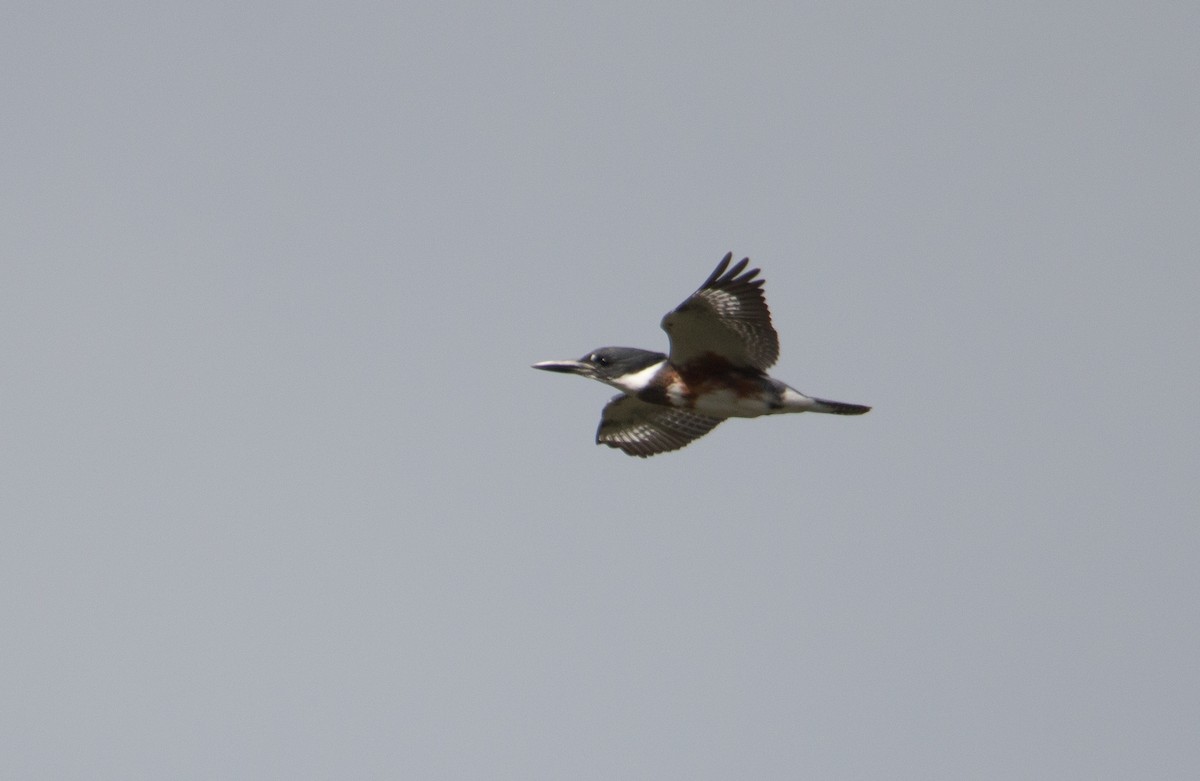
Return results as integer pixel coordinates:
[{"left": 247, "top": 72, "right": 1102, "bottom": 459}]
[{"left": 533, "top": 252, "right": 870, "bottom": 457}]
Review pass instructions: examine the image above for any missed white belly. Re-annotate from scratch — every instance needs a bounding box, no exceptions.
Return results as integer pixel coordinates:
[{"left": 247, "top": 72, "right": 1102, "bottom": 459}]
[
  {"left": 673, "top": 382, "right": 817, "bottom": 418},
  {"left": 686, "top": 388, "right": 776, "bottom": 418}
]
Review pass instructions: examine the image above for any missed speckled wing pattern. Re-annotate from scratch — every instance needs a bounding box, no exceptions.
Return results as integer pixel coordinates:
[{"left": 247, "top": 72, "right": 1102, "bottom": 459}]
[
  {"left": 596, "top": 395, "right": 724, "bottom": 458},
  {"left": 660, "top": 253, "right": 781, "bottom": 371}
]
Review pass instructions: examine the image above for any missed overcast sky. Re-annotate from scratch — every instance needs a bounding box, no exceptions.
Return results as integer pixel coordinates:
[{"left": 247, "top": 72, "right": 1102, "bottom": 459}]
[{"left": 4, "top": 2, "right": 1199, "bottom": 779}]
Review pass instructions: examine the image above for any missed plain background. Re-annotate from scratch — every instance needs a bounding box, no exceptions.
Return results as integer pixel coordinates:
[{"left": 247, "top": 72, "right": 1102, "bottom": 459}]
[{"left": 4, "top": 3, "right": 1198, "bottom": 778}]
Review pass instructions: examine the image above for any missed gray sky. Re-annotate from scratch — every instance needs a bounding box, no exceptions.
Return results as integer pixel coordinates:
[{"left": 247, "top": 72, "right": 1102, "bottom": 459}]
[{"left": 4, "top": 2, "right": 1199, "bottom": 778}]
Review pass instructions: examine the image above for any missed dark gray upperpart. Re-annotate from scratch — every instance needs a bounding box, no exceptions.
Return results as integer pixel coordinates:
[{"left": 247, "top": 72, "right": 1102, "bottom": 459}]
[{"left": 531, "top": 346, "right": 666, "bottom": 383}]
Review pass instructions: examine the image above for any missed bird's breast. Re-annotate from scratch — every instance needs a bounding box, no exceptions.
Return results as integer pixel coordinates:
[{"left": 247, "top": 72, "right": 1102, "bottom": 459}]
[{"left": 635, "top": 355, "right": 781, "bottom": 418}]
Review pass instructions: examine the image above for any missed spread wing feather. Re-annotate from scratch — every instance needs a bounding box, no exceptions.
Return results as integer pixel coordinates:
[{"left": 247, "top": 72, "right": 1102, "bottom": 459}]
[
  {"left": 596, "top": 396, "right": 723, "bottom": 458},
  {"left": 660, "top": 252, "right": 780, "bottom": 371}
]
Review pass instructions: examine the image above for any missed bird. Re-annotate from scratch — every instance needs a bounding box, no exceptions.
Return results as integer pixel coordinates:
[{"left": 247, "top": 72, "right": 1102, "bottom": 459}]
[{"left": 532, "top": 252, "right": 870, "bottom": 457}]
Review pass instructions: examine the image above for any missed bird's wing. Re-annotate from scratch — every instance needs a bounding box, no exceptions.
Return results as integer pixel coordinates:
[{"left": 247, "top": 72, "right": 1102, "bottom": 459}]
[
  {"left": 660, "top": 253, "right": 780, "bottom": 371},
  {"left": 596, "top": 395, "right": 723, "bottom": 458}
]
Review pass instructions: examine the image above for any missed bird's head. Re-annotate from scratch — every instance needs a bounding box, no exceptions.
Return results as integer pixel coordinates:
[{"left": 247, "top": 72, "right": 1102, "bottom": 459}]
[{"left": 532, "top": 346, "right": 666, "bottom": 388}]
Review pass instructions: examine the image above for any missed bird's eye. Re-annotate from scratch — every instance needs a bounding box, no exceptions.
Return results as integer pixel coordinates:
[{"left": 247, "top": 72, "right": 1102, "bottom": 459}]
[{"left": 592, "top": 353, "right": 610, "bottom": 367}]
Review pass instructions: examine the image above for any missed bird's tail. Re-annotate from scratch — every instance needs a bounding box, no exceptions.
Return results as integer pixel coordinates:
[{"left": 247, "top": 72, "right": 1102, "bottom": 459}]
[{"left": 810, "top": 397, "right": 871, "bottom": 416}]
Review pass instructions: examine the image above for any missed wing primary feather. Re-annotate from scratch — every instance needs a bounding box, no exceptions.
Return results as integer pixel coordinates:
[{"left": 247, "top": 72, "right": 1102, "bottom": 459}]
[
  {"left": 722, "top": 256, "right": 750, "bottom": 282},
  {"left": 700, "top": 252, "right": 734, "bottom": 289}
]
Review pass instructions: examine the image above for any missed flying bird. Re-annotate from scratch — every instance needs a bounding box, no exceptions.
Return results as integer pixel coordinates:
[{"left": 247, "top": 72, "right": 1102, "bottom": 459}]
[{"left": 533, "top": 253, "right": 870, "bottom": 457}]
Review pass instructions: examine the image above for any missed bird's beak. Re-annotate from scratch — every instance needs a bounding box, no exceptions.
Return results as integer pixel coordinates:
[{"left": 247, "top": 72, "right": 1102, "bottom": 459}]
[{"left": 532, "top": 359, "right": 590, "bottom": 375}]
